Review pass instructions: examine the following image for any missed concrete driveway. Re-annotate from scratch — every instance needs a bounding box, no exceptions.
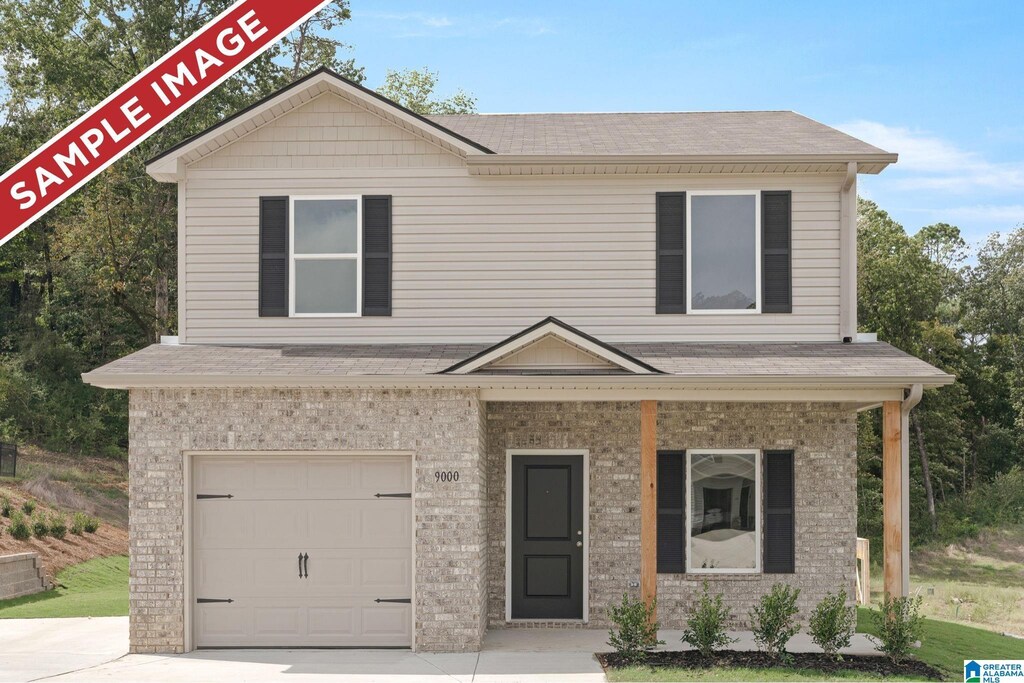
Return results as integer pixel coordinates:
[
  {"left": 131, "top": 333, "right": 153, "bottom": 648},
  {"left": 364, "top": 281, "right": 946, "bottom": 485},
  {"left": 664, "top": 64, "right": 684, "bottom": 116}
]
[
  {"left": 0, "top": 617, "right": 605, "bottom": 682},
  {"left": 0, "top": 616, "right": 129, "bottom": 682}
]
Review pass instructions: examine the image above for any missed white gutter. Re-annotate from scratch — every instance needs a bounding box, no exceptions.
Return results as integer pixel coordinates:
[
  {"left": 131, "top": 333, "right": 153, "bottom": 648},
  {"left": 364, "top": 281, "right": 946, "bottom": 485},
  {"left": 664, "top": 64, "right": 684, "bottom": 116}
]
[
  {"left": 840, "top": 161, "right": 858, "bottom": 342},
  {"left": 81, "top": 370, "right": 954, "bottom": 391},
  {"left": 899, "top": 383, "right": 923, "bottom": 597},
  {"left": 465, "top": 152, "right": 898, "bottom": 168}
]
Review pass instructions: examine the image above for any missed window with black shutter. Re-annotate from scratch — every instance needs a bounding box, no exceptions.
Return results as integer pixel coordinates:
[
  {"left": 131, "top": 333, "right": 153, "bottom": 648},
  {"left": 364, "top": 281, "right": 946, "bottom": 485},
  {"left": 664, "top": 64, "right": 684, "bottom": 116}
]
[
  {"left": 657, "top": 451, "right": 685, "bottom": 573},
  {"left": 763, "top": 450, "right": 796, "bottom": 573},
  {"left": 761, "top": 191, "right": 793, "bottom": 313},
  {"left": 258, "top": 196, "right": 288, "bottom": 317},
  {"left": 655, "top": 192, "right": 686, "bottom": 313}
]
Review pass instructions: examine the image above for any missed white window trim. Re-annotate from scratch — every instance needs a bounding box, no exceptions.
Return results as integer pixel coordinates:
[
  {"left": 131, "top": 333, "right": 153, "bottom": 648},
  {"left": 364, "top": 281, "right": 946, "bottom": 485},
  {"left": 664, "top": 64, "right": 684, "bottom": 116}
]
[
  {"left": 289, "top": 195, "right": 362, "bottom": 318},
  {"left": 685, "top": 448, "right": 762, "bottom": 574},
  {"left": 686, "top": 190, "right": 761, "bottom": 315}
]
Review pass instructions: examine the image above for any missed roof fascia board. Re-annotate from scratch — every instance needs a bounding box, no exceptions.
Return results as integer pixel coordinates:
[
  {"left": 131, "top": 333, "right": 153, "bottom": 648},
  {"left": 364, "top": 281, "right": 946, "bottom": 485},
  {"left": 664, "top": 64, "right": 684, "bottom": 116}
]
[
  {"left": 145, "top": 69, "right": 492, "bottom": 181},
  {"left": 81, "top": 370, "right": 954, "bottom": 391},
  {"left": 442, "top": 317, "right": 661, "bottom": 375}
]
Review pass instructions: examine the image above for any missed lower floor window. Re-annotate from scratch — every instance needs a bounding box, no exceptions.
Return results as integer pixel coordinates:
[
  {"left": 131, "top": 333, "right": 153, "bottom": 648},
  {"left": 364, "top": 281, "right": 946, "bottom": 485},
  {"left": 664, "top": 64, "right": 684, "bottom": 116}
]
[{"left": 687, "top": 450, "right": 760, "bottom": 572}]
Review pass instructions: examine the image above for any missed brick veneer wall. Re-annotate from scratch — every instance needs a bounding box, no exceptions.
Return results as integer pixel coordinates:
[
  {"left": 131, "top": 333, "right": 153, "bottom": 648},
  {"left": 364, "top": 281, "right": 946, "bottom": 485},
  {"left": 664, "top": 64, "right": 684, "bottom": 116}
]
[
  {"left": 128, "top": 387, "right": 485, "bottom": 654},
  {"left": 485, "top": 401, "right": 858, "bottom": 628}
]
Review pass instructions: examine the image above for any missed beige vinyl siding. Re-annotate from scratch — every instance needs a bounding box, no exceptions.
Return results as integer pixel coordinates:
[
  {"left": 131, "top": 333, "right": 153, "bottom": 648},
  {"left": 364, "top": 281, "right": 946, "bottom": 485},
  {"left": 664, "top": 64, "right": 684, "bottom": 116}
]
[{"left": 181, "top": 94, "right": 843, "bottom": 344}]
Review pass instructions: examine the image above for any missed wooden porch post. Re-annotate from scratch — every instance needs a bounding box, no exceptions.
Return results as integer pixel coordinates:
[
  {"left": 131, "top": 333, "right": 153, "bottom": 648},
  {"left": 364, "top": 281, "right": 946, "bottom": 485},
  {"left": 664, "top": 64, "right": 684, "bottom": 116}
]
[
  {"left": 640, "top": 400, "right": 657, "bottom": 618},
  {"left": 882, "top": 400, "right": 903, "bottom": 598}
]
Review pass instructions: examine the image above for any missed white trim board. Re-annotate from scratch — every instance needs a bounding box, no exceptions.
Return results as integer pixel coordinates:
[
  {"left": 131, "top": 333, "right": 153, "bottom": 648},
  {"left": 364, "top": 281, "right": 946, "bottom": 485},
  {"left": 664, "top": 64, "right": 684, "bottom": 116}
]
[{"left": 504, "top": 449, "right": 590, "bottom": 623}]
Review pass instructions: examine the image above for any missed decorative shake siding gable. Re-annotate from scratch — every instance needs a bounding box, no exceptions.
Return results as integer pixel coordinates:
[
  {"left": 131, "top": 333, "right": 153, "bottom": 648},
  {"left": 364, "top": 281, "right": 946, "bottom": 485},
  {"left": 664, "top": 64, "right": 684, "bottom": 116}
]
[
  {"left": 485, "top": 401, "right": 857, "bottom": 628},
  {"left": 127, "top": 387, "right": 486, "bottom": 654},
  {"left": 181, "top": 91, "right": 844, "bottom": 345}
]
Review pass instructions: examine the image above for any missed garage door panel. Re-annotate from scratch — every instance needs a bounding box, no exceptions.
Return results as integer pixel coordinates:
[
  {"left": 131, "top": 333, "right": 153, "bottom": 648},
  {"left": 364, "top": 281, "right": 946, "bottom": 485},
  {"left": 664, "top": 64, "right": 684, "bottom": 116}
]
[
  {"left": 196, "top": 548, "right": 407, "bottom": 598},
  {"left": 196, "top": 456, "right": 411, "bottom": 501},
  {"left": 195, "top": 500, "right": 410, "bottom": 549},
  {"left": 196, "top": 598, "right": 411, "bottom": 648},
  {"left": 193, "top": 454, "right": 412, "bottom": 648}
]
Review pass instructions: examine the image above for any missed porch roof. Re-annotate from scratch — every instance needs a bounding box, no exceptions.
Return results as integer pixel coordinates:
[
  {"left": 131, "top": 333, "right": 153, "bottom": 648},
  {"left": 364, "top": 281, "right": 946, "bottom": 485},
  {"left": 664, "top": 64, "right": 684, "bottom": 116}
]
[{"left": 81, "top": 339, "right": 953, "bottom": 390}]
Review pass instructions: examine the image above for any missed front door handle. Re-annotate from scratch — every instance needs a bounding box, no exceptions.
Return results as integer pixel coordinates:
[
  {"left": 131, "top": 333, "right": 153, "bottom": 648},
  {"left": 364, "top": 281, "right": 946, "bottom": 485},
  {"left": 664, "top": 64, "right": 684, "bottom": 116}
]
[
  {"left": 302, "top": 553, "right": 309, "bottom": 578},
  {"left": 576, "top": 541, "right": 583, "bottom": 547}
]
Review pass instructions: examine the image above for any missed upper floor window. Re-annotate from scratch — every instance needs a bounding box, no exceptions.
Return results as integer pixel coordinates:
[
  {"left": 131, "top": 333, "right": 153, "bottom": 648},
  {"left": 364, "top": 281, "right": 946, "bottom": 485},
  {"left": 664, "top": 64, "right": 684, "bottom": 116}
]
[
  {"left": 688, "top": 192, "right": 760, "bottom": 313},
  {"left": 290, "top": 197, "right": 361, "bottom": 316}
]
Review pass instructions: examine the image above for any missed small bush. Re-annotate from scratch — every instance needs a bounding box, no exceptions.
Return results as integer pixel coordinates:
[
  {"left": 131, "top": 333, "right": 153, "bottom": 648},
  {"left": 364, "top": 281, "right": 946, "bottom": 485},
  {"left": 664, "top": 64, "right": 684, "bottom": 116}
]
[
  {"left": 871, "top": 595, "right": 924, "bottom": 664},
  {"left": 49, "top": 513, "right": 67, "bottom": 539},
  {"left": 607, "top": 593, "right": 663, "bottom": 664},
  {"left": 750, "top": 583, "right": 801, "bottom": 661},
  {"left": 21, "top": 500, "right": 35, "bottom": 515},
  {"left": 809, "top": 590, "right": 855, "bottom": 660},
  {"left": 1, "top": 495, "right": 11, "bottom": 517},
  {"left": 9, "top": 511, "right": 31, "bottom": 540},
  {"left": 681, "top": 579, "right": 736, "bottom": 657},
  {"left": 32, "top": 514, "right": 49, "bottom": 538},
  {"left": 83, "top": 516, "right": 100, "bottom": 533},
  {"left": 70, "top": 512, "right": 87, "bottom": 535}
]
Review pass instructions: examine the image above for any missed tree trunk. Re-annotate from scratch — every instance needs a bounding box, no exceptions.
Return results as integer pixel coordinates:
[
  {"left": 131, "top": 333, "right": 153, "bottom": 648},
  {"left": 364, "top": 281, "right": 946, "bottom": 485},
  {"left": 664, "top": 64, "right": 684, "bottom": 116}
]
[{"left": 912, "top": 412, "right": 938, "bottom": 532}]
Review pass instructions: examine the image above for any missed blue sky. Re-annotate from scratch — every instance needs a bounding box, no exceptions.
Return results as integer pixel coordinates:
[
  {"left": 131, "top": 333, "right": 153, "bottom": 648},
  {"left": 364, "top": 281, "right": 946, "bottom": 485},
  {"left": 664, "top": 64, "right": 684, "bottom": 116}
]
[{"left": 336, "top": 1, "right": 1023, "bottom": 248}]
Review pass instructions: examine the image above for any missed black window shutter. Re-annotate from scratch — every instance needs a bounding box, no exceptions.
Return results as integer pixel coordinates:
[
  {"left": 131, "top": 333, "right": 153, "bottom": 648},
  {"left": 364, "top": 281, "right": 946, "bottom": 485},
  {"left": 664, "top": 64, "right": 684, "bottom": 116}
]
[
  {"left": 362, "top": 195, "right": 392, "bottom": 316},
  {"left": 258, "top": 196, "right": 288, "bottom": 317},
  {"left": 656, "top": 192, "right": 687, "bottom": 313},
  {"left": 762, "top": 191, "right": 792, "bottom": 313},
  {"left": 763, "top": 450, "right": 795, "bottom": 573},
  {"left": 657, "top": 450, "right": 685, "bottom": 573}
]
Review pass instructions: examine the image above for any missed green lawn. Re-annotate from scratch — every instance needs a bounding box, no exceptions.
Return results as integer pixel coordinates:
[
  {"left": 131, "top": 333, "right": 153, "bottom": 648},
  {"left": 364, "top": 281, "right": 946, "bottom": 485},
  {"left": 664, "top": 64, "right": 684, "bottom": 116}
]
[
  {"left": 0, "top": 555, "right": 128, "bottom": 619},
  {"left": 606, "top": 608, "right": 1024, "bottom": 682},
  {"left": 856, "top": 607, "right": 1024, "bottom": 679}
]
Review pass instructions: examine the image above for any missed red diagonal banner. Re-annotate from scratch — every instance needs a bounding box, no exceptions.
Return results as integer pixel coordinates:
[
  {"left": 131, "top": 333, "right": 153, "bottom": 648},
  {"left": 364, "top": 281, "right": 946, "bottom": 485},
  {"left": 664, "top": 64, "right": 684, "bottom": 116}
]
[{"left": 0, "top": 0, "right": 332, "bottom": 247}]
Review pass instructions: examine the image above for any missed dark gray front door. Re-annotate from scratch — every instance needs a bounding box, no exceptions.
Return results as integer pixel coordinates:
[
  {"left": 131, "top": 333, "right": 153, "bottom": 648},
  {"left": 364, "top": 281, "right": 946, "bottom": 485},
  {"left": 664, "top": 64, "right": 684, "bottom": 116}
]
[{"left": 510, "top": 455, "right": 584, "bottom": 619}]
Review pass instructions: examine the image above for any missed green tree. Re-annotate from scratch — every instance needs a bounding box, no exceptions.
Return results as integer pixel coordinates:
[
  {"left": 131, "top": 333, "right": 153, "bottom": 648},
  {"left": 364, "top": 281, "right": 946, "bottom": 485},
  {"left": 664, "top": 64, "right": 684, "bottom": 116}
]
[{"left": 376, "top": 68, "right": 477, "bottom": 115}]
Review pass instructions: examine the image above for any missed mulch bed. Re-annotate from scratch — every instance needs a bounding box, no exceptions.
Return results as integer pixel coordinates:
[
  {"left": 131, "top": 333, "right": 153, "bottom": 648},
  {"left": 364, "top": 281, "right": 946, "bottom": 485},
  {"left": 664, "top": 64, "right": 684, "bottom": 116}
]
[{"left": 597, "top": 650, "right": 946, "bottom": 680}]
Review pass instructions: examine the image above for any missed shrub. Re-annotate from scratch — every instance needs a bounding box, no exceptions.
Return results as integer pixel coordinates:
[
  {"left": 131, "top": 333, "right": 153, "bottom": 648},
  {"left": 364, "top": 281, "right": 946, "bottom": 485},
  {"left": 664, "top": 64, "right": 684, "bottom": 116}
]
[
  {"left": 681, "top": 579, "right": 736, "bottom": 657},
  {"left": 49, "top": 513, "right": 67, "bottom": 539},
  {"left": 83, "top": 516, "right": 100, "bottom": 533},
  {"left": 607, "top": 593, "right": 664, "bottom": 664},
  {"left": 1, "top": 495, "right": 11, "bottom": 517},
  {"left": 31, "top": 514, "right": 49, "bottom": 538},
  {"left": 21, "top": 500, "right": 35, "bottom": 515},
  {"left": 809, "top": 590, "right": 856, "bottom": 660},
  {"left": 871, "top": 595, "right": 924, "bottom": 664},
  {"left": 70, "top": 512, "right": 87, "bottom": 535},
  {"left": 750, "top": 583, "right": 802, "bottom": 661},
  {"left": 9, "top": 511, "right": 31, "bottom": 540}
]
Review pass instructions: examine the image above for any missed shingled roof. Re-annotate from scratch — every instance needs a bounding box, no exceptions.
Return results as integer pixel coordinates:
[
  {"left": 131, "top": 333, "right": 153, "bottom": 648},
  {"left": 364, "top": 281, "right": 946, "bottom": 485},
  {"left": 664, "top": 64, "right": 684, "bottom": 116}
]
[
  {"left": 427, "top": 111, "right": 888, "bottom": 157},
  {"left": 82, "top": 341, "right": 952, "bottom": 388}
]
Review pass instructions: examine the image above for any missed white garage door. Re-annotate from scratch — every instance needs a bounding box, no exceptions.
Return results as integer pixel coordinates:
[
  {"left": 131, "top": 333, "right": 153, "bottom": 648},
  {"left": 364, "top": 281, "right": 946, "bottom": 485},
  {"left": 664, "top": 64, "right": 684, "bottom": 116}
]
[{"left": 192, "top": 455, "right": 412, "bottom": 648}]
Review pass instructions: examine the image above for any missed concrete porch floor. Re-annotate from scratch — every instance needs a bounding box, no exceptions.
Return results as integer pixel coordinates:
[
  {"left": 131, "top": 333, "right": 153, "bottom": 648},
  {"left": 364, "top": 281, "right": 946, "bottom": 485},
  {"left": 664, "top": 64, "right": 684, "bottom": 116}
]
[{"left": 1, "top": 617, "right": 881, "bottom": 682}]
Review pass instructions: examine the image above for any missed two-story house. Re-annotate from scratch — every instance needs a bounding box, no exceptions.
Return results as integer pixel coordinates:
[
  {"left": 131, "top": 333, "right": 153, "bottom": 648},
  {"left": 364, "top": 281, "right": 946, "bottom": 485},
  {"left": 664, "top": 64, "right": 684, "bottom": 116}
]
[{"left": 83, "top": 68, "right": 952, "bottom": 654}]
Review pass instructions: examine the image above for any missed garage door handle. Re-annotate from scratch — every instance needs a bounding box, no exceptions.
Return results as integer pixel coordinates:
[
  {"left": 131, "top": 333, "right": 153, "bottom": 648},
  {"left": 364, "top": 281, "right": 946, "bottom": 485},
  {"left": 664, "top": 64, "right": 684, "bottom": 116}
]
[
  {"left": 374, "top": 598, "right": 411, "bottom": 604},
  {"left": 374, "top": 492, "right": 411, "bottom": 498},
  {"left": 302, "top": 552, "right": 309, "bottom": 578},
  {"left": 197, "top": 598, "right": 234, "bottom": 604},
  {"left": 298, "top": 553, "right": 303, "bottom": 578}
]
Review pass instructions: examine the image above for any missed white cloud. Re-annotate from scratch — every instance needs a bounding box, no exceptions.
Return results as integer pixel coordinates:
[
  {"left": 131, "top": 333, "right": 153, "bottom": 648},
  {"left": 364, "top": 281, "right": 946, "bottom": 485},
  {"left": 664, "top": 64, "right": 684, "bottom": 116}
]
[
  {"left": 836, "top": 120, "right": 1024, "bottom": 192},
  {"left": 359, "top": 11, "right": 552, "bottom": 38}
]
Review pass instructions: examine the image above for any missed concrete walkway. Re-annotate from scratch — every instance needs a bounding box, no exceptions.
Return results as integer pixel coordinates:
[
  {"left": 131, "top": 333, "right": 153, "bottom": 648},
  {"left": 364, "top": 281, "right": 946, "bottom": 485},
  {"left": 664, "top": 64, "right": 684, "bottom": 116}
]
[{"left": 0, "top": 618, "right": 882, "bottom": 682}]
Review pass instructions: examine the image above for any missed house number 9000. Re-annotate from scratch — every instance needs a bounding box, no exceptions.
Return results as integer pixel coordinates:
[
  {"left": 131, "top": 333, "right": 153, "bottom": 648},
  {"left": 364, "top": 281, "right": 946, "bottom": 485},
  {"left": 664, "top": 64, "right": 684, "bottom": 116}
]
[{"left": 435, "top": 471, "right": 460, "bottom": 483}]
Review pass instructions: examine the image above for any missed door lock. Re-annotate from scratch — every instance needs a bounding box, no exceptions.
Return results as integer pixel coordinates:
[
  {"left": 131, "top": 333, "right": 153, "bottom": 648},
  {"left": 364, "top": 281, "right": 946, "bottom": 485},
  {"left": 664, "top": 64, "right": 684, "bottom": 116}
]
[{"left": 576, "top": 541, "right": 583, "bottom": 547}]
